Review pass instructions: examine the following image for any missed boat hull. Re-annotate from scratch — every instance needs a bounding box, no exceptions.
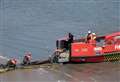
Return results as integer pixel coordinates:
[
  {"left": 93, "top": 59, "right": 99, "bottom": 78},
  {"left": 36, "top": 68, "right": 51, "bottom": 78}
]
[{"left": 70, "top": 52, "right": 120, "bottom": 63}]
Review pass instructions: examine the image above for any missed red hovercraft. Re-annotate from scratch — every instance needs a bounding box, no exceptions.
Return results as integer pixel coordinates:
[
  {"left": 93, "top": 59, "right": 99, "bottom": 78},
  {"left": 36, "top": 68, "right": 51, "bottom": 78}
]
[{"left": 51, "top": 32, "right": 120, "bottom": 63}]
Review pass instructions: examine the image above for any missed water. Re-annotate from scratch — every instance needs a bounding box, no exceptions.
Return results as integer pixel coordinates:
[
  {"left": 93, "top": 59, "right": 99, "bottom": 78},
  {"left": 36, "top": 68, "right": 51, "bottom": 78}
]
[
  {"left": 0, "top": 63, "right": 120, "bottom": 82},
  {"left": 0, "top": 0, "right": 119, "bottom": 59},
  {"left": 0, "top": 0, "right": 120, "bottom": 82}
]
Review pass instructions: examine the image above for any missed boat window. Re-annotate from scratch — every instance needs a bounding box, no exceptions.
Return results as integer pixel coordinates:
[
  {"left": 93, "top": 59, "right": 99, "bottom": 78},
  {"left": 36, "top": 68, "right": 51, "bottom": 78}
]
[
  {"left": 96, "top": 39, "right": 104, "bottom": 46},
  {"left": 114, "top": 36, "right": 120, "bottom": 44},
  {"left": 114, "top": 36, "right": 120, "bottom": 40}
]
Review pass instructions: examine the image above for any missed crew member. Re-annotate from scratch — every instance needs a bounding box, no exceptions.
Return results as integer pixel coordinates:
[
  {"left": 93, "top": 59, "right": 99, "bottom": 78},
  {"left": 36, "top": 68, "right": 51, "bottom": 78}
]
[
  {"left": 68, "top": 32, "right": 74, "bottom": 43},
  {"left": 7, "top": 58, "right": 17, "bottom": 69},
  {"left": 86, "top": 30, "right": 92, "bottom": 41},
  {"left": 23, "top": 52, "right": 32, "bottom": 65},
  {"left": 66, "top": 32, "right": 74, "bottom": 50},
  {"left": 88, "top": 33, "right": 97, "bottom": 46}
]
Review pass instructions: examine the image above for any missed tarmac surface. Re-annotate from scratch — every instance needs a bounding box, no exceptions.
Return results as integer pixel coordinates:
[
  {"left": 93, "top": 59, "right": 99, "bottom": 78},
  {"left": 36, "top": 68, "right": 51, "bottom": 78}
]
[{"left": 0, "top": 62, "right": 120, "bottom": 82}]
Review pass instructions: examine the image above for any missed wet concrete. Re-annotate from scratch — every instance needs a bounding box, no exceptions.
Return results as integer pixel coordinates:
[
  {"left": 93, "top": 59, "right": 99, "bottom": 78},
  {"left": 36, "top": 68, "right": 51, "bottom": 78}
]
[{"left": 0, "top": 62, "right": 119, "bottom": 82}]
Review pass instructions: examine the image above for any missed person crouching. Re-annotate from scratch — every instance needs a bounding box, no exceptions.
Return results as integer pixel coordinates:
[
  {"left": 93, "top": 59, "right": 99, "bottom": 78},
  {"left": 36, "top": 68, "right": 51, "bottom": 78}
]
[
  {"left": 6, "top": 58, "right": 17, "bottom": 69},
  {"left": 23, "top": 52, "right": 32, "bottom": 65}
]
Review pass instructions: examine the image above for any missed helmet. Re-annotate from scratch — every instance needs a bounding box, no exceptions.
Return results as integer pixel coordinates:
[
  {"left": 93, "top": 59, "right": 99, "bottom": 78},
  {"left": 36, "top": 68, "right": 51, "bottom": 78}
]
[
  {"left": 88, "top": 30, "right": 92, "bottom": 34},
  {"left": 92, "top": 33, "right": 96, "bottom": 35}
]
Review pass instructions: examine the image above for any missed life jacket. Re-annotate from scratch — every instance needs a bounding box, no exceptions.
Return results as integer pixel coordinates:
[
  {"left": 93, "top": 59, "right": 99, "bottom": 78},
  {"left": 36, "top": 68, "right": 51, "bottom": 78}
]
[
  {"left": 11, "top": 59, "right": 17, "bottom": 65},
  {"left": 24, "top": 54, "right": 31, "bottom": 61},
  {"left": 88, "top": 33, "right": 97, "bottom": 46},
  {"left": 90, "top": 33, "right": 96, "bottom": 40},
  {"left": 24, "top": 51, "right": 32, "bottom": 60},
  {"left": 88, "top": 39, "right": 96, "bottom": 46}
]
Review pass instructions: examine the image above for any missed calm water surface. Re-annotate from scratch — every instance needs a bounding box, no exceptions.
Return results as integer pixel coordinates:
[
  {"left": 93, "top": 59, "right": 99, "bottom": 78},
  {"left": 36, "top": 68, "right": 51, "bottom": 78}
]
[{"left": 0, "top": 0, "right": 120, "bottom": 82}]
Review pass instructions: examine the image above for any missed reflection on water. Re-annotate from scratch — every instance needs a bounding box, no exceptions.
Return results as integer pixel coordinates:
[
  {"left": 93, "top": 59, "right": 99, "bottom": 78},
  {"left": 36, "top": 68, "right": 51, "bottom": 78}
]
[{"left": 0, "top": 62, "right": 119, "bottom": 82}]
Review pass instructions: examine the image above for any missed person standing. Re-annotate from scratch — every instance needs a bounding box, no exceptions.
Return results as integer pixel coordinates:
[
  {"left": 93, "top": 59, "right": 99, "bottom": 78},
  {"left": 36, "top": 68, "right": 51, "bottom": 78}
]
[{"left": 88, "top": 33, "right": 97, "bottom": 46}]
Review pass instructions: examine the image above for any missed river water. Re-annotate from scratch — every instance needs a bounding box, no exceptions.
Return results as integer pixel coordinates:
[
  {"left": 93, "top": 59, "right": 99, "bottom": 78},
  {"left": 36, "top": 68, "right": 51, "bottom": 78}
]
[{"left": 0, "top": 0, "right": 120, "bottom": 82}]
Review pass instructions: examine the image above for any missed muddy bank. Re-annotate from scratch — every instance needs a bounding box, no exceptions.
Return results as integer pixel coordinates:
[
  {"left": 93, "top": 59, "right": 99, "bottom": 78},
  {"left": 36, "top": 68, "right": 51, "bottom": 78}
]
[{"left": 0, "top": 62, "right": 119, "bottom": 82}]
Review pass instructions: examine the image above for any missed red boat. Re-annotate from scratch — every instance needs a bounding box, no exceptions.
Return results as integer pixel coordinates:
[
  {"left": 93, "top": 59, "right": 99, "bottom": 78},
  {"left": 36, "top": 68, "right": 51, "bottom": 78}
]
[{"left": 51, "top": 32, "right": 120, "bottom": 63}]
